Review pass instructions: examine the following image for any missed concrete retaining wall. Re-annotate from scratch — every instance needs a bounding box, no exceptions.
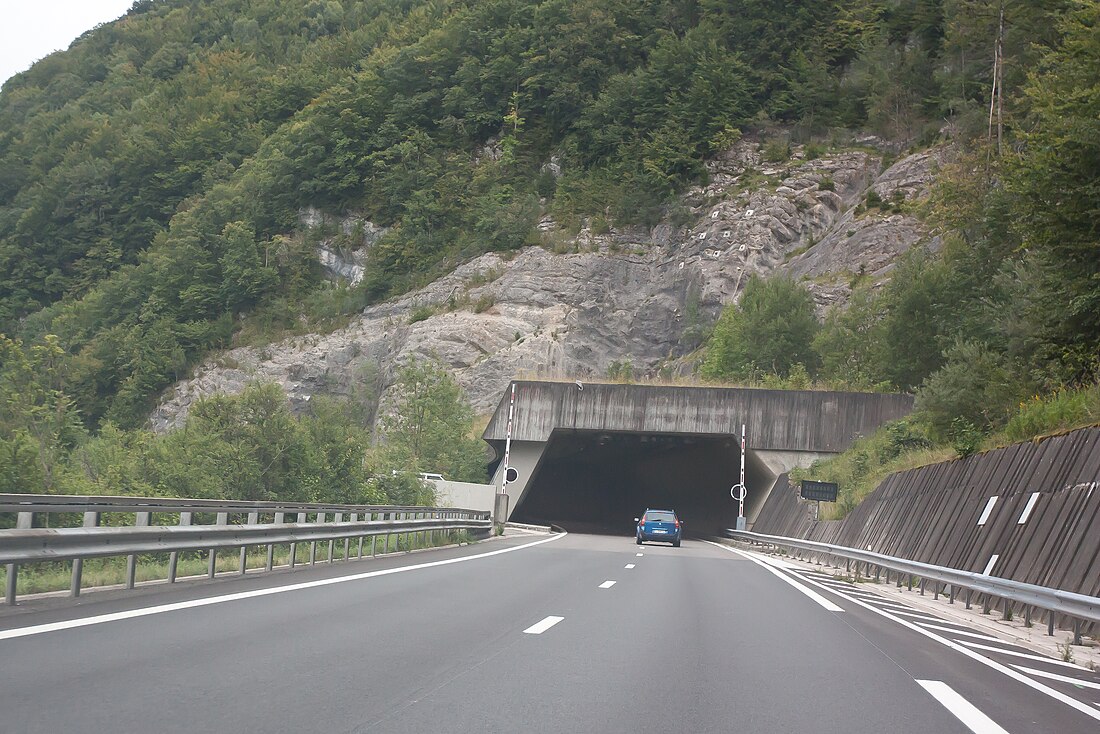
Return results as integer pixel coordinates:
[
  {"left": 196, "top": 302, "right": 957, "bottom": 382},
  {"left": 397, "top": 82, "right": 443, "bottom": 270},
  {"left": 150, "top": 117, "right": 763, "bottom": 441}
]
[
  {"left": 432, "top": 480, "right": 497, "bottom": 514},
  {"left": 752, "top": 426, "right": 1100, "bottom": 598}
]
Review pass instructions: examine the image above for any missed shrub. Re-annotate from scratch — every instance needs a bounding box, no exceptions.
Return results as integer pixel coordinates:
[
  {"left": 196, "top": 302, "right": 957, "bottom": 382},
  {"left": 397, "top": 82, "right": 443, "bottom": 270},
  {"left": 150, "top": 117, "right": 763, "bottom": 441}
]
[
  {"left": 762, "top": 139, "right": 791, "bottom": 163},
  {"left": 473, "top": 293, "right": 495, "bottom": 313},
  {"left": 408, "top": 305, "right": 435, "bottom": 324},
  {"left": 950, "top": 418, "right": 984, "bottom": 458}
]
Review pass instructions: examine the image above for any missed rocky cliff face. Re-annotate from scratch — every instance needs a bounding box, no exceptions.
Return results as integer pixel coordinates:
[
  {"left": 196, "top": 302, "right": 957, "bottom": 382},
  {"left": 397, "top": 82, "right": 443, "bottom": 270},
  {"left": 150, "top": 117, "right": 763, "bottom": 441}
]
[{"left": 150, "top": 140, "right": 944, "bottom": 431}]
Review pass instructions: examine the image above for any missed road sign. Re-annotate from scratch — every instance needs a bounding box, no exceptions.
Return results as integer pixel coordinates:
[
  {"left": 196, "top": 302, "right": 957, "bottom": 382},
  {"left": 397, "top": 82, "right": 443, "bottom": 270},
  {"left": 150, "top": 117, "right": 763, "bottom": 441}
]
[
  {"left": 800, "top": 480, "right": 839, "bottom": 503},
  {"left": 730, "top": 484, "right": 747, "bottom": 502},
  {"left": 504, "top": 466, "right": 519, "bottom": 484}
]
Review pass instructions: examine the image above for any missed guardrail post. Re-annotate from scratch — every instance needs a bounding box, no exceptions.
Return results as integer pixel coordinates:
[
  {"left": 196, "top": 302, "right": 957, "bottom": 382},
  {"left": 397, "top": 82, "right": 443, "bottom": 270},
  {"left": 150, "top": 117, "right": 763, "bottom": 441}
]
[
  {"left": 268, "top": 512, "right": 283, "bottom": 571},
  {"left": 208, "top": 512, "right": 228, "bottom": 578},
  {"left": 126, "top": 511, "right": 151, "bottom": 589},
  {"left": 327, "top": 515, "right": 341, "bottom": 567},
  {"left": 906, "top": 575, "right": 912, "bottom": 591},
  {"left": 327, "top": 512, "right": 339, "bottom": 563},
  {"left": 919, "top": 578, "right": 925, "bottom": 596},
  {"left": 371, "top": 513, "right": 378, "bottom": 556},
  {"left": 310, "top": 513, "right": 323, "bottom": 565},
  {"left": 1024, "top": 606, "right": 1032, "bottom": 628},
  {"left": 965, "top": 588, "right": 972, "bottom": 609},
  {"left": 983, "top": 595, "right": 991, "bottom": 615},
  {"left": 350, "top": 513, "right": 359, "bottom": 560},
  {"left": 1073, "top": 620, "right": 1082, "bottom": 645},
  {"left": 241, "top": 511, "right": 258, "bottom": 574},
  {"left": 290, "top": 512, "right": 306, "bottom": 567},
  {"left": 5, "top": 512, "right": 33, "bottom": 605},
  {"left": 168, "top": 512, "right": 192, "bottom": 583},
  {"left": 1048, "top": 612, "right": 1055, "bottom": 636},
  {"left": 949, "top": 585, "right": 955, "bottom": 604},
  {"left": 71, "top": 511, "right": 100, "bottom": 597}
]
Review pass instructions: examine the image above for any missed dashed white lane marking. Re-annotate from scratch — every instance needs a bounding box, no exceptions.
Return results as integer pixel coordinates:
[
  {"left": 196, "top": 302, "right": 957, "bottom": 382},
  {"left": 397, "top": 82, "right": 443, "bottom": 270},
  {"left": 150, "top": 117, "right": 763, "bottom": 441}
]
[
  {"left": 1012, "top": 665, "right": 1100, "bottom": 690},
  {"left": 917, "top": 680, "right": 1010, "bottom": 734},
  {"left": 524, "top": 616, "right": 564, "bottom": 635},
  {"left": 625, "top": 564, "right": 635, "bottom": 569},
  {"left": 768, "top": 562, "right": 1100, "bottom": 723},
  {"left": 0, "top": 532, "right": 569, "bottom": 641},
  {"left": 958, "top": 640, "right": 1092, "bottom": 671},
  {"left": 599, "top": 580, "right": 616, "bottom": 589},
  {"left": 636, "top": 553, "right": 643, "bottom": 557},
  {"left": 706, "top": 542, "right": 843, "bottom": 612},
  {"left": 918, "top": 623, "right": 1001, "bottom": 642}
]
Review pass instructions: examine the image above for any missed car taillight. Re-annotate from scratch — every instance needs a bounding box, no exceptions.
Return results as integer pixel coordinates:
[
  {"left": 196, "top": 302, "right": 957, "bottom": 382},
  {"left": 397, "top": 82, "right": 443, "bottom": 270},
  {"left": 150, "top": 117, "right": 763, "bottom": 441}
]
[{"left": 674, "top": 520, "right": 680, "bottom": 528}]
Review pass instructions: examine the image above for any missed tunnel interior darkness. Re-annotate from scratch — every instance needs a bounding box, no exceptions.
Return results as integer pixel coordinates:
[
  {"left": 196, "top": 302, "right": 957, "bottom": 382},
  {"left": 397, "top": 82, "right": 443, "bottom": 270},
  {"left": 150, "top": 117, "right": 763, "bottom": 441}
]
[{"left": 511, "top": 430, "right": 776, "bottom": 536}]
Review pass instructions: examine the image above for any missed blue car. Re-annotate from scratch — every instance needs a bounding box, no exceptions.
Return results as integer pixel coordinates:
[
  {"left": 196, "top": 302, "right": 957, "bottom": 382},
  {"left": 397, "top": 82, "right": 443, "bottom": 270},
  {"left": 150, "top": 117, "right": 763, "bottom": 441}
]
[{"left": 636, "top": 509, "right": 681, "bottom": 547}]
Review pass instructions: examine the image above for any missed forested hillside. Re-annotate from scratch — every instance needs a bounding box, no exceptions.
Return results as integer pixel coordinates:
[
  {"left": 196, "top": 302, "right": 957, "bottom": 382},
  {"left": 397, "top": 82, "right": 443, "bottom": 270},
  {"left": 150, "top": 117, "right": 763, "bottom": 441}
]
[{"left": 1, "top": 0, "right": 1098, "bottom": 501}]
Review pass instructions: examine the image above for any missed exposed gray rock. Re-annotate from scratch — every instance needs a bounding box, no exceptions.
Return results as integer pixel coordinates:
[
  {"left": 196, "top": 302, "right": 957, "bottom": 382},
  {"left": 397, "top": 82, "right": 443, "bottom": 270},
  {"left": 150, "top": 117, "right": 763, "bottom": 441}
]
[{"left": 151, "top": 141, "right": 947, "bottom": 432}]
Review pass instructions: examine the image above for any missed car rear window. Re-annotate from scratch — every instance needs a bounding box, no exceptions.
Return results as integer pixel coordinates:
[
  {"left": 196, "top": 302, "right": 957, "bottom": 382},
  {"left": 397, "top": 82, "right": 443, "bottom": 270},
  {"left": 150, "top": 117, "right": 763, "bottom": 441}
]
[{"left": 645, "top": 511, "right": 675, "bottom": 522}]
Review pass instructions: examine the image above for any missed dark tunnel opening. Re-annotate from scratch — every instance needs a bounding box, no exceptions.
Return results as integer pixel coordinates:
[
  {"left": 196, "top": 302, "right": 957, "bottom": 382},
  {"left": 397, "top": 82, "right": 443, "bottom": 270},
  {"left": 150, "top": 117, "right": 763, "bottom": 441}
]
[{"left": 511, "top": 430, "right": 776, "bottom": 536}]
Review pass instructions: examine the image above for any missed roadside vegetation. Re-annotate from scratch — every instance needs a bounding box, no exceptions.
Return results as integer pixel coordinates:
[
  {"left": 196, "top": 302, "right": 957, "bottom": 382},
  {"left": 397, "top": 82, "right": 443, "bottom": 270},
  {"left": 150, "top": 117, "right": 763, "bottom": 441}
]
[{"left": 0, "top": 348, "right": 487, "bottom": 503}]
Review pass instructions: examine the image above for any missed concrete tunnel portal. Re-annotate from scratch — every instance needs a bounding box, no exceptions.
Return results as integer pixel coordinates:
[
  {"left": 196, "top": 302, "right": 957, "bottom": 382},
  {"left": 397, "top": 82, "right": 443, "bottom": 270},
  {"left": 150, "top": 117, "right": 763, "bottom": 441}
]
[{"left": 483, "top": 382, "right": 914, "bottom": 537}]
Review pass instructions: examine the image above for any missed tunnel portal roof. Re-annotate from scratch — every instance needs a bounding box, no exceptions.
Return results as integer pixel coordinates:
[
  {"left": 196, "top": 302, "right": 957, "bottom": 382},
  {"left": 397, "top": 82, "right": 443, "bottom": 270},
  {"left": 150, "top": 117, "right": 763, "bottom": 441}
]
[{"left": 483, "top": 381, "right": 913, "bottom": 454}]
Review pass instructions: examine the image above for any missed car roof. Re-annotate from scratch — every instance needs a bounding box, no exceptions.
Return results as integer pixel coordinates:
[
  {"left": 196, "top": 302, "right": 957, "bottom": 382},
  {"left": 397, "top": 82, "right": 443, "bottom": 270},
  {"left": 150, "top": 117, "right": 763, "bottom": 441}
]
[{"left": 645, "top": 508, "right": 676, "bottom": 514}]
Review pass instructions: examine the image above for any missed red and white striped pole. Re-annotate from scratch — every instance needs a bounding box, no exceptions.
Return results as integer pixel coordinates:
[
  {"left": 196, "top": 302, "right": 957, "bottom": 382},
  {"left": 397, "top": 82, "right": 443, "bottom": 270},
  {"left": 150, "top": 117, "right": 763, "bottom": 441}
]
[
  {"left": 501, "top": 382, "right": 516, "bottom": 494},
  {"left": 739, "top": 423, "right": 746, "bottom": 520}
]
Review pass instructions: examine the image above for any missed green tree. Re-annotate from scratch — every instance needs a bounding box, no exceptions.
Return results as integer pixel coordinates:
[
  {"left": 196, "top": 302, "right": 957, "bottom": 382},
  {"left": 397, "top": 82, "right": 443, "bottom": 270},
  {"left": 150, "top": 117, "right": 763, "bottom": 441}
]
[
  {"left": 1005, "top": 0, "right": 1100, "bottom": 382},
  {"left": 377, "top": 359, "right": 486, "bottom": 482},
  {"left": 0, "top": 335, "right": 85, "bottom": 492},
  {"left": 700, "top": 275, "right": 820, "bottom": 381}
]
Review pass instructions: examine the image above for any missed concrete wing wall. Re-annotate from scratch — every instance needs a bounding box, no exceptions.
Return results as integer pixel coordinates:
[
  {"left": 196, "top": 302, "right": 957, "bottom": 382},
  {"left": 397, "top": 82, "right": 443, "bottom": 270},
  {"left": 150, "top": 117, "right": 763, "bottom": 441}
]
[{"left": 483, "top": 381, "right": 913, "bottom": 453}]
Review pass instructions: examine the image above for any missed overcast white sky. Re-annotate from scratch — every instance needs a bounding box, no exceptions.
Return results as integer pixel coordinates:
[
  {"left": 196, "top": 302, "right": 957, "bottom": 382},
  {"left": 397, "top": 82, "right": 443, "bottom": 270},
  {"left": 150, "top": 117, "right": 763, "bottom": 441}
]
[{"left": 1, "top": 0, "right": 135, "bottom": 86}]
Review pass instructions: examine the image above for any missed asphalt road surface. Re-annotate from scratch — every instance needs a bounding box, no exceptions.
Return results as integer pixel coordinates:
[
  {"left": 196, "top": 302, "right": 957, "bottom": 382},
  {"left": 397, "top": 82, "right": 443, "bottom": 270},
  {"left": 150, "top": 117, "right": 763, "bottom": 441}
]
[{"left": 1, "top": 532, "right": 1097, "bottom": 733}]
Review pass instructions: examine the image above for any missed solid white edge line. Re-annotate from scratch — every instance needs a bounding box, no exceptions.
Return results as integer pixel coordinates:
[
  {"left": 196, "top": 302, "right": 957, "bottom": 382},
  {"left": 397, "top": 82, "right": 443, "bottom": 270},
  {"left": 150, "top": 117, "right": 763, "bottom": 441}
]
[
  {"left": 958, "top": 640, "right": 1091, "bottom": 671},
  {"left": 917, "top": 680, "right": 1010, "bottom": 734},
  {"left": 0, "top": 532, "right": 569, "bottom": 642},
  {"left": 523, "top": 615, "right": 565, "bottom": 635},
  {"left": 625, "top": 564, "right": 635, "bottom": 569},
  {"left": 735, "top": 549, "right": 1100, "bottom": 723},
  {"left": 599, "top": 580, "right": 616, "bottom": 589},
  {"left": 704, "top": 541, "right": 843, "bottom": 612},
  {"left": 1011, "top": 665, "right": 1100, "bottom": 691}
]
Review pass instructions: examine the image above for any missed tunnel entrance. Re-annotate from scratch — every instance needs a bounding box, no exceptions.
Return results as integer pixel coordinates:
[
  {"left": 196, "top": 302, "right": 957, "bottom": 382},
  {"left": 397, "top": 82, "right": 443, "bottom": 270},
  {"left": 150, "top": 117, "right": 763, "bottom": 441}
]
[{"left": 510, "top": 429, "right": 776, "bottom": 536}]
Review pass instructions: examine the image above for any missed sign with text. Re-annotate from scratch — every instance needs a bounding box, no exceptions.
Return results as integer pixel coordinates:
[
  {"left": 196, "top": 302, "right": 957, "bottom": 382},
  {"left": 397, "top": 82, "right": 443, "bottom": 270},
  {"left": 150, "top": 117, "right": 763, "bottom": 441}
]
[{"left": 800, "top": 480, "right": 839, "bottom": 503}]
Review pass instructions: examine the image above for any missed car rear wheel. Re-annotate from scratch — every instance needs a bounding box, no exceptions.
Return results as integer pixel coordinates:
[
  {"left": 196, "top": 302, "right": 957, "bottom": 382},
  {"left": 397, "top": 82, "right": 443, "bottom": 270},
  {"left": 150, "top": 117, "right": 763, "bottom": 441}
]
[
  {"left": 636, "top": 535, "right": 643, "bottom": 545},
  {"left": 673, "top": 539, "right": 681, "bottom": 547}
]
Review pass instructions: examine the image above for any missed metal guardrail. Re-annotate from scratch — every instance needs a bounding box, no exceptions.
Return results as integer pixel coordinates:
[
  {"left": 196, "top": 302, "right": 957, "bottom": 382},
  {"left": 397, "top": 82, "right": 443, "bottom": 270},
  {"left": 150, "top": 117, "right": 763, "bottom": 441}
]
[
  {"left": 726, "top": 529, "right": 1100, "bottom": 641},
  {"left": 1, "top": 494, "right": 491, "bottom": 605}
]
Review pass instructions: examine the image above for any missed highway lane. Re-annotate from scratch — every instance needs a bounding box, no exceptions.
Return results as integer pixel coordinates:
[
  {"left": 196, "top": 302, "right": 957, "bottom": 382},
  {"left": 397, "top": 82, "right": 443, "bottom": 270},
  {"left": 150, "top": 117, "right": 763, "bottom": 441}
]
[{"left": 0, "top": 532, "right": 1096, "bottom": 733}]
